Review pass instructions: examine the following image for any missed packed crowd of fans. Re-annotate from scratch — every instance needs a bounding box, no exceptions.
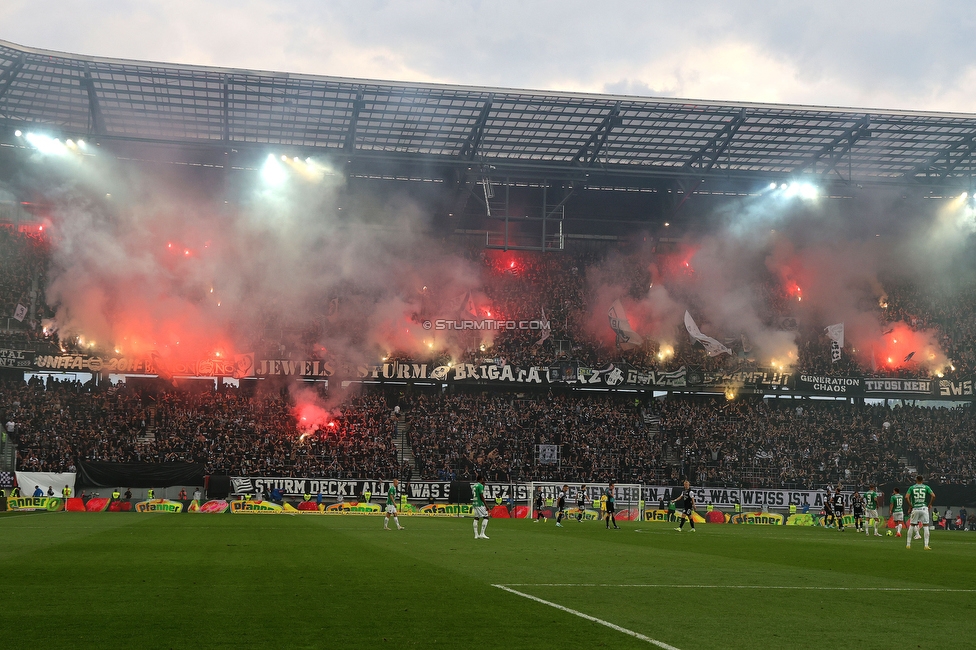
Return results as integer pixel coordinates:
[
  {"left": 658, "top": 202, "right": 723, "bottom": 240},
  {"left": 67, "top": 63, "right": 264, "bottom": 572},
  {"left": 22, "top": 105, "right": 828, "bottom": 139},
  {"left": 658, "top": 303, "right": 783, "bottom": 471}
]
[
  {"left": 6, "top": 378, "right": 974, "bottom": 488},
  {"left": 6, "top": 379, "right": 403, "bottom": 480}
]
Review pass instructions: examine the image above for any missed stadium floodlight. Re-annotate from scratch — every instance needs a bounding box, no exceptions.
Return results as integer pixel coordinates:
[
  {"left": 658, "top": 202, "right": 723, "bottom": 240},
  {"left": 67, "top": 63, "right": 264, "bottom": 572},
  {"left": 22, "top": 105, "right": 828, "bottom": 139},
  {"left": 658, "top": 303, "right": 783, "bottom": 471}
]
[
  {"left": 77, "top": 139, "right": 87, "bottom": 149},
  {"left": 261, "top": 154, "right": 287, "bottom": 185},
  {"left": 962, "top": 192, "right": 969, "bottom": 200},
  {"left": 14, "top": 130, "right": 22, "bottom": 137},
  {"left": 24, "top": 132, "right": 68, "bottom": 156},
  {"left": 783, "top": 181, "right": 818, "bottom": 201},
  {"left": 768, "top": 182, "right": 777, "bottom": 190}
]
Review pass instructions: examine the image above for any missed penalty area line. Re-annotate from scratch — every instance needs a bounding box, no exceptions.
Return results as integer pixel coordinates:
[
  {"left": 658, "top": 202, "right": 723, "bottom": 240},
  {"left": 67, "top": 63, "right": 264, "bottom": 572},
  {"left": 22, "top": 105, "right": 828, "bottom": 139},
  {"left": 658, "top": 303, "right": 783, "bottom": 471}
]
[
  {"left": 491, "top": 584, "right": 680, "bottom": 650},
  {"left": 498, "top": 584, "right": 976, "bottom": 593}
]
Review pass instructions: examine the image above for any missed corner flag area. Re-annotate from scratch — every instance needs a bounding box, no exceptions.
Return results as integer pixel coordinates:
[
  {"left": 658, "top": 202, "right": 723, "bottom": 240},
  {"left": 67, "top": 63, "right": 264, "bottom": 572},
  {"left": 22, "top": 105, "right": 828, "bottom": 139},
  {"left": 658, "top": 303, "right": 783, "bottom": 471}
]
[{"left": 2, "top": 513, "right": 973, "bottom": 649}]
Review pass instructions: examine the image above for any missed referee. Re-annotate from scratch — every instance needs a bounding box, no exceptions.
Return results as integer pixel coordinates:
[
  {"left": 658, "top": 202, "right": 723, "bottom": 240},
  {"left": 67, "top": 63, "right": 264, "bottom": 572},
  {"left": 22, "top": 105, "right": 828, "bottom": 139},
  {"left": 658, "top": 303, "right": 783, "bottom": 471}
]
[{"left": 673, "top": 480, "right": 697, "bottom": 532}]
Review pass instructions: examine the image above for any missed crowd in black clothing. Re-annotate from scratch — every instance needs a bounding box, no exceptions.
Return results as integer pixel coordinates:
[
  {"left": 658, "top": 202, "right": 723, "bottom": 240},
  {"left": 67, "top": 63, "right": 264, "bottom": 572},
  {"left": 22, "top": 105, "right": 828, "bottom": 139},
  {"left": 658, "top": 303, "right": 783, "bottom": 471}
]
[
  {"left": 7, "top": 378, "right": 974, "bottom": 488},
  {"left": 6, "top": 379, "right": 402, "bottom": 480}
]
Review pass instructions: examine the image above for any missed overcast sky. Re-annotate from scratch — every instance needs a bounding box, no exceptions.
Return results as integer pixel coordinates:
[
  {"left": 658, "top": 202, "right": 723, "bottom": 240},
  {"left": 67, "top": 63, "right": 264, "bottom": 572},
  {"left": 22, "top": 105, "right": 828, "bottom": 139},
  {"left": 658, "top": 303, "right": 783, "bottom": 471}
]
[{"left": 2, "top": 1, "right": 975, "bottom": 113}]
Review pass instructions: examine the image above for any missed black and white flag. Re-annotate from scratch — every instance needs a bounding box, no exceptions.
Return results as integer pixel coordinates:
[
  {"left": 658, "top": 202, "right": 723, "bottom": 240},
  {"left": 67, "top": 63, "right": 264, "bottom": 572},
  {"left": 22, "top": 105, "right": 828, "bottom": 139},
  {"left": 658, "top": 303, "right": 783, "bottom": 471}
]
[
  {"left": 684, "top": 311, "right": 732, "bottom": 357},
  {"left": 825, "top": 323, "right": 844, "bottom": 363},
  {"left": 608, "top": 300, "right": 643, "bottom": 350}
]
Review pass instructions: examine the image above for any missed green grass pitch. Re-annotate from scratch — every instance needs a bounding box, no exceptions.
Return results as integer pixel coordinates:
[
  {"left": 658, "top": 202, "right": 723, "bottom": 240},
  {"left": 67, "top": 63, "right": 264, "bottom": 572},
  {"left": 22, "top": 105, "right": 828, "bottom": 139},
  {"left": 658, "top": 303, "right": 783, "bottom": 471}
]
[{"left": 1, "top": 512, "right": 974, "bottom": 649}]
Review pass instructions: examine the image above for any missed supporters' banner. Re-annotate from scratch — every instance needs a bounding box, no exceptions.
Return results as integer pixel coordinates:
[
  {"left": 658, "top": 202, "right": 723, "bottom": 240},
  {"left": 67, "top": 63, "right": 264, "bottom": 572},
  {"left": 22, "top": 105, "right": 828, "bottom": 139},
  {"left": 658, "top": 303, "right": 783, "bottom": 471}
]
[
  {"left": 702, "top": 367, "right": 793, "bottom": 390},
  {"left": 6, "top": 496, "right": 63, "bottom": 512},
  {"left": 134, "top": 499, "right": 184, "bottom": 513},
  {"left": 13, "top": 303, "right": 27, "bottom": 322},
  {"left": 530, "top": 483, "right": 643, "bottom": 510},
  {"left": 230, "top": 477, "right": 531, "bottom": 503},
  {"left": 938, "top": 378, "right": 975, "bottom": 398},
  {"left": 684, "top": 311, "right": 732, "bottom": 357},
  {"left": 609, "top": 300, "right": 643, "bottom": 350},
  {"left": 863, "top": 377, "right": 934, "bottom": 397},
  {"left": 0, "top": 348, "right": 34, "bottom": 369},
  {"left": 794, "top": 374, "right": 863, "bottom": 395},
  {"left": 32, "top": 353, "right": 253, "bottom": 377},
  {"left": 825, "top": 323, "right": 844, "bottom": 363},
  {"left": 641, "top": 486, "right": 844, "bottom": 510},
  {"left": 15, "top": 471, "right": 75, "bottom": 499},
  {"left": 620, "top": 364, "right": 691, "bottom": 388}
]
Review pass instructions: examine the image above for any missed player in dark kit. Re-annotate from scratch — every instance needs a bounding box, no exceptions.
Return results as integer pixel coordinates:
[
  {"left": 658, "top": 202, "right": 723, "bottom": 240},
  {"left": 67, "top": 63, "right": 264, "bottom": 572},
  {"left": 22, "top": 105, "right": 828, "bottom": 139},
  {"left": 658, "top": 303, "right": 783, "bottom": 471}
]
[
  {"left": 673, "top": 480, "right": 697, "bottom": 532},
  {"left": 555, "top": 485, "right": 568, "bottom": 527},
  {"left": 575, "top": 484, "right": 587, "bottom": 522},
  {"left": 823, "top": 486, "right": 835, "bottom": 528},
  {"left": 851, "top": 491, "right": 866, "bottom": 532},
  {"left": 604, "top": 482, "right": 620, "bottom": 529},
  {"left": 832, "top": 486, "right": 846, "bottom": 531}
]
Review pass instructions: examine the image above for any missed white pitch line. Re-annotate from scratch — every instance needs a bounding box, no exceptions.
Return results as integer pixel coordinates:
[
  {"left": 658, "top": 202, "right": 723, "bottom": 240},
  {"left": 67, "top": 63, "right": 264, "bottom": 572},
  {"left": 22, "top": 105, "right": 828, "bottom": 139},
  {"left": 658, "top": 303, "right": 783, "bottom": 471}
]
[
  {"left": 498, "top": 584, "right": 976, "bottom": 593},
  {"left": 492, "top": 584, "right": 681, "bottom": 650}
]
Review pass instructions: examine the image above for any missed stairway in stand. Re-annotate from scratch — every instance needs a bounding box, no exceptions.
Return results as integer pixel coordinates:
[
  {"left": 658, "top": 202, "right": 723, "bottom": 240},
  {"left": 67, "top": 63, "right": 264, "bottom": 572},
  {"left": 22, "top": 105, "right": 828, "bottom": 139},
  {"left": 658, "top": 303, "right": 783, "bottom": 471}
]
[
  {"left": 393, "top": 414, "right": 417, "bottom": 478},
  {"left": 136, "top": 405, "right": 157, "bottom": 444}
]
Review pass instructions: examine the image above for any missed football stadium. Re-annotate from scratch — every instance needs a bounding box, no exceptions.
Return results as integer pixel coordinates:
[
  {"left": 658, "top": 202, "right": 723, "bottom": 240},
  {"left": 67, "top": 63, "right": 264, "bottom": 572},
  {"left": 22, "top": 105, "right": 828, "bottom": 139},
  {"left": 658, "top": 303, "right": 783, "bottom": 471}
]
[{"left": 1, "top": 20, "right": 976, "bottom": 650}]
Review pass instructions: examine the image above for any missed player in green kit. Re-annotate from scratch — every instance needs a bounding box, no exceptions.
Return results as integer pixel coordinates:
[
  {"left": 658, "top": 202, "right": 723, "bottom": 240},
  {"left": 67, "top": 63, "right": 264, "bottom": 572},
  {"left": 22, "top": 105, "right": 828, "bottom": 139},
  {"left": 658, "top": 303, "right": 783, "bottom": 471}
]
[
  {"left": 863, "top": 484, "right": 883, "bottom": 537},
  {"left": 472, "top": 474, "right": 489, "bottom": 540},
  {"left": 905, "top": 475, "right": 935, "bottom": 550},
  {"left": 383, "top": 478, "right": 404, "bottom": 531},
  {"left": 889, "top": 487, "right": 905, "bottom": 537}
]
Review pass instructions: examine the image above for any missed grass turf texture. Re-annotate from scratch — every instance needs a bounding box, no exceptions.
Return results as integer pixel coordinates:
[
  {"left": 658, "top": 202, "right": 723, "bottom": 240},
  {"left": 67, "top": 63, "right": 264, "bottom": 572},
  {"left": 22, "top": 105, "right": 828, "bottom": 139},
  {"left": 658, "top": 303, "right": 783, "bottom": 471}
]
[{"left": 1, "top": 514, "right": 974, "bottom": 649}]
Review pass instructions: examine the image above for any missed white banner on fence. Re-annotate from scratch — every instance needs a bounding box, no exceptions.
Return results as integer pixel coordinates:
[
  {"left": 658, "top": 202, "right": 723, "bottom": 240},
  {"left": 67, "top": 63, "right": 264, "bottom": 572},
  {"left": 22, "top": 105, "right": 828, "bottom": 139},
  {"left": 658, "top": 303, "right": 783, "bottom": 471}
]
[
  {"left": 641, "top": 486, "right": 856, "bottom": 509},
  {"left": 15, "top": 471, "right": 76, "bottom": 498},
  {"left": 227, "top": 477, "right": 858, "bottom": 510},
  {"left": 230, "top": 477, "right": 530, "bottom": 502}
]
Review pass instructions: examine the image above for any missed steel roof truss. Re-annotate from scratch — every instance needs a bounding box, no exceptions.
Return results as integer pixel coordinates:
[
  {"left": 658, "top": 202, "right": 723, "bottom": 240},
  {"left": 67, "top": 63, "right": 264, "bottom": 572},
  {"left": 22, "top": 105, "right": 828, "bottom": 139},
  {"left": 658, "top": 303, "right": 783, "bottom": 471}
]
[
  {"left": 573, "top": 102, "right": 621, "bottom": 167},
  {"left": 682, "top": 108, "right": 747, "bottom": 173}
]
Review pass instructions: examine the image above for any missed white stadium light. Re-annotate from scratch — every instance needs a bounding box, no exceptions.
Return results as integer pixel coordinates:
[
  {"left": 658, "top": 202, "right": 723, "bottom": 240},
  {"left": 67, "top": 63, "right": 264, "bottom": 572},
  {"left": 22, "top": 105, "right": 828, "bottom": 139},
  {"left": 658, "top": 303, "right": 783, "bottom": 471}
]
[
  {"left": 14, "top": 130, "right": 22, "bottom": 137},
  {"left": 768, "top": 182, "right": 777, "bottom": 190},
  {"left": 783, "top": 181, "right": 819, "bottom": 201},
  {"left": 261, "top": 155, "right": 287, "bottom": 185},
  {"left": 25, "top": 132, "right": 68, "bottom": 155}
]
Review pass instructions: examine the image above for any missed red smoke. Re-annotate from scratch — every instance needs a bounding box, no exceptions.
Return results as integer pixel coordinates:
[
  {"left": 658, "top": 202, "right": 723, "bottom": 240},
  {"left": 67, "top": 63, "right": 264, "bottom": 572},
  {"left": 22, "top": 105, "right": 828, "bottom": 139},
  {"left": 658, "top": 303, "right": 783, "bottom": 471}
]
[{"left": 864, "top": 322, "right": 947, "bottom": 372}]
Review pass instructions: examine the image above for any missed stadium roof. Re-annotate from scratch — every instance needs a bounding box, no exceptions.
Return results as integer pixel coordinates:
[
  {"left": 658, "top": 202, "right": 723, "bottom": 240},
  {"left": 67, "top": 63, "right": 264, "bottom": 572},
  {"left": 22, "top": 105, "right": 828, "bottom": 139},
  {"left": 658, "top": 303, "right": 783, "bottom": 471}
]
[{"left": 3, "top": 38, "right": 976, "bottom": 191}]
